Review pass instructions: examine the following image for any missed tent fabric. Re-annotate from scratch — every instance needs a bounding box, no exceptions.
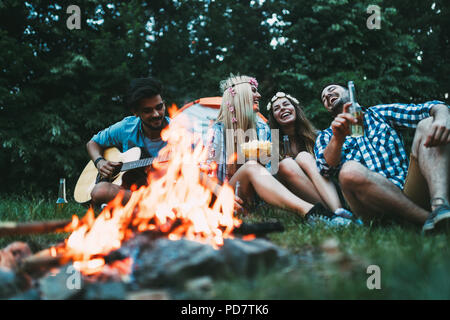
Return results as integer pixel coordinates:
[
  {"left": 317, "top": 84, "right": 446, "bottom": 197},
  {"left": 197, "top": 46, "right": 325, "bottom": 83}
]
[{"left": 172, "top": 96, "right": 268, "bottom": 143}]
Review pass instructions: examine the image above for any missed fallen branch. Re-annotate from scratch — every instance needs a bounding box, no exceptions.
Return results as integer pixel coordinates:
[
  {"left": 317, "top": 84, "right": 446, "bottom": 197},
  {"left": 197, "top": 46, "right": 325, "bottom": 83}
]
[
  {"left": 19, "top": 254, "right": 68, "bottom": 274},
  {"left": 15, "top": 243, "right": 68, "bottom": 275},
  {"left": 0, "top": 219, "right": 72, "bottom": 237}
]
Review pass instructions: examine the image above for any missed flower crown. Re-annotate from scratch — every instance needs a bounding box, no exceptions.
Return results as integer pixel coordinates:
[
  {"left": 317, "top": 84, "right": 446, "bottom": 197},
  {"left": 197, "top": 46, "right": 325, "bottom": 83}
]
[
  {"left": 266, "top": 92, "right": 299, "bottom": 111},
  {"left": 225, "top": 77, "right": 259, "bottom": 97}
]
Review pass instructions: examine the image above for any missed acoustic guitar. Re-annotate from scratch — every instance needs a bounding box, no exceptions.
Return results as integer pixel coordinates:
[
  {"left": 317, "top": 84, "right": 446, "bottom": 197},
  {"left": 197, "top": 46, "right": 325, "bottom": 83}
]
[{"left": 74, "top": 147, "right": 168, "bottom": 203}]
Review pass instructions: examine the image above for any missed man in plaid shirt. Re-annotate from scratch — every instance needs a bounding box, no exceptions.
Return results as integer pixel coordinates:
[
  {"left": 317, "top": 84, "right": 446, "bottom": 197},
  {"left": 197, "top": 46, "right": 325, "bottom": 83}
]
[{"left": 316, "top": 83, "right": 449, "bottom": 233}]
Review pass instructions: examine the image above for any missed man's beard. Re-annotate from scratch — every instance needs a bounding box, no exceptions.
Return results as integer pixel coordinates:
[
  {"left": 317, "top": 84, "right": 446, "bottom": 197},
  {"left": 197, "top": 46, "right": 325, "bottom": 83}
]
[
  {"left": 143, "top": 117, "right": 165, "bottom": 131},
  {"left": 330, "top": 92, "right": 350, "bottom": 117}
]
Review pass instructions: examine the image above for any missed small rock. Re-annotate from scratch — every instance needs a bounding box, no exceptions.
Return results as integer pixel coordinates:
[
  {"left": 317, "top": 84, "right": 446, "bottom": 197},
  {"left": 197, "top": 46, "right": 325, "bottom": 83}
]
[
  {"left": 9, "top": 289, "right": 41, "bottom": 300},
  {"left": 320, "top": 237, "right": 368, "bottom": 273},
  {"left": 320, "top": 237, "right": 343, "bottom": 262},
  {"left": 126, "top": 289, "right": 170, "bottom": 300},
  {"left": 0, "top": 268, "right": 21, "bottom": 299},
  {"left": 321, "top": 237, "right": 340, "bottom": 253},
  {"left": 221, "top": 238, "right": 288, "bottom": 276},
  {"left": 135, "top": 238, "right": 226, "bottom": 287},
  {"left": 39, "top": 264, "right": 84, "bottom": 300},
  {"left": 185, "top": 276, "right": 214, "bottom": 298},
  {"left": 83, "top": 281, "right": 126, "bottom": 300}
]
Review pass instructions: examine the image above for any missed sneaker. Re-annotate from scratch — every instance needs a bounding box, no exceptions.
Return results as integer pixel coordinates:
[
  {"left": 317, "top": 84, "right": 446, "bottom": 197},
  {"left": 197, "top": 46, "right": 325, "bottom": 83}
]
[
  {"left": 334, "top": 208, "right": 364, "bottom": 226},
  {"left": 305, "top": 203, "right": 334, "bottom": 220},
  {"left": 422, "top": 204, "right": 450, "bottom": 235},
  {"left": 305, "top": 203, "right": 356, "bottom": 227}
]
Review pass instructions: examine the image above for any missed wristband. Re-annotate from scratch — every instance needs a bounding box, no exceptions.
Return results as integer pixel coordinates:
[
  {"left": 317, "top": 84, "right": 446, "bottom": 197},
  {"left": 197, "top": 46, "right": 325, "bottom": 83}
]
[{"left": 94, "top": 157, "right": 105, "bottom": 168}]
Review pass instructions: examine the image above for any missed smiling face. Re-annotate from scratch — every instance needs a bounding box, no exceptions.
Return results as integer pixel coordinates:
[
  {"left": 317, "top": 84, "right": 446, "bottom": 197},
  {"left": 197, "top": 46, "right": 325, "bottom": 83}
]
[
  {"left": 271, "top": 97, "right": 296, "bottom": 126},
  {"left": 321, "top": 84, "right": 349, "bottom": 116},
  {"left": 134, "top": 95, "right": 166, "bottom": 131},
  {"left": 251, "top": 85, "right": 261, "bottom": 112}
]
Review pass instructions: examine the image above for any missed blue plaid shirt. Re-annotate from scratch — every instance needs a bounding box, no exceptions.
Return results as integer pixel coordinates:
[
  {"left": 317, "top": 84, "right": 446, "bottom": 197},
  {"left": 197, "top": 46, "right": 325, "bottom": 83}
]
[
  {"left": 314, "top": 101, "right": 447, "bottom": 189},
  {"left": 206, "top": 118, "right": 272, "bottom": 183}
]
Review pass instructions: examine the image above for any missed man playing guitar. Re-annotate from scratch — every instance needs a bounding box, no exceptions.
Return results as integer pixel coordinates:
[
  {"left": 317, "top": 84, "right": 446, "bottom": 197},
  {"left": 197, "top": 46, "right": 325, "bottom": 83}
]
[{"left": 86, "top": 77, "right": 170, "bottom": 206}]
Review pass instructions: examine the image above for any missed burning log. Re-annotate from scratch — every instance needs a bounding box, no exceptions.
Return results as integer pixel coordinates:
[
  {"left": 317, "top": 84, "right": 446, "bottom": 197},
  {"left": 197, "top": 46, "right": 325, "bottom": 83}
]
[
  {"left": 19, "top": 254, "right": 67, "bottom": 275},
  {"left": 16, "top": 244, "right": 69, "bottom": 275},
  {"left": 0, "top": 220, "right": 72, "bottom": 237},
  {"left": 233, "top": 220, "right": 284, "bottom": 237}
]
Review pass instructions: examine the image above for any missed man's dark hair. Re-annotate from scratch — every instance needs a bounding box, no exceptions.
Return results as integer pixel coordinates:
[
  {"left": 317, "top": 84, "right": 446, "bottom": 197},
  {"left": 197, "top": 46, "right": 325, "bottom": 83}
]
[
  {"left": 126, "top": 77, "right": 162, "bottom": 111},
  {"left": 319, "top": 82, "right": 348, "bottom": 103}
]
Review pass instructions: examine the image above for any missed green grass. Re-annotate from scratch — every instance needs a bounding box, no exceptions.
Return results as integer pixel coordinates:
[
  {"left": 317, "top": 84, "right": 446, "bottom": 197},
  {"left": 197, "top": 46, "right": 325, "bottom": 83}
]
[
  {"left": 1, "top": 196, "right": 450, "bottom": 299},
  {"left": 213, "top": 206, "right": 450, "bottom": 300},
  {"left": 0, "top": 195, "right": 87, "bottom": 251}
]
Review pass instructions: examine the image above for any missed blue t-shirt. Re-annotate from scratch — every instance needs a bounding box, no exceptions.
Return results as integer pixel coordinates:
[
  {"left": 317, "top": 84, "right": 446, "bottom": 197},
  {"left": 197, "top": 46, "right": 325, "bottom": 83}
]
[
  {"left": 91, "top": 116, "right": 171, "bottom": 158},
  {"left": 144, "top": 137, "right": 167, "bottom": 158}
]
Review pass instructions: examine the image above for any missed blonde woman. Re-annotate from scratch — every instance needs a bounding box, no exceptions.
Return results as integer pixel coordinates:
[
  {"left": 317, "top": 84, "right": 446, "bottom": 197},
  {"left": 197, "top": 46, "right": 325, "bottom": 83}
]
[
  {"left": 207, "top": 75, "right": 351, "bottom": 224},
  {"left": 267, "top": 92, "right": 361, "bottom": 224}
]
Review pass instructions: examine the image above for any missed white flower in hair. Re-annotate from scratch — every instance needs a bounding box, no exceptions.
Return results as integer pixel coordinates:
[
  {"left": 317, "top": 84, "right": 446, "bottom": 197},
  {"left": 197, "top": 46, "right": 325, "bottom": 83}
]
[{"left": 267, "top": 92, "right": 300, "bottom": 111}]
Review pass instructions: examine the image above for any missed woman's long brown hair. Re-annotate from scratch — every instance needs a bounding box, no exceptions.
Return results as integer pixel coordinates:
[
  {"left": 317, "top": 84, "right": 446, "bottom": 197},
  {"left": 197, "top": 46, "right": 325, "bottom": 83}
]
[{"left": 268, "top": 96, "right": 317, "bottom": 156}]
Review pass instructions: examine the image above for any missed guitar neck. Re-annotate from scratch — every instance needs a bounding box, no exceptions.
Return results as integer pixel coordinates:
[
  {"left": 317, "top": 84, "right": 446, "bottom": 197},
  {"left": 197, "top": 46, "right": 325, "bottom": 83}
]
[{"left": 121, "top": 154, "right": 169, "bottom": 172}]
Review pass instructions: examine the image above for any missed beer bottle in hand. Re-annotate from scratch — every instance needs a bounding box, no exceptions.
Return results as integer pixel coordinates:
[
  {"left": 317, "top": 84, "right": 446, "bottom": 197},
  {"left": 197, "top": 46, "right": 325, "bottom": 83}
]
[{"left": 347, "top": 81, "right": 364, "bottom": 137}]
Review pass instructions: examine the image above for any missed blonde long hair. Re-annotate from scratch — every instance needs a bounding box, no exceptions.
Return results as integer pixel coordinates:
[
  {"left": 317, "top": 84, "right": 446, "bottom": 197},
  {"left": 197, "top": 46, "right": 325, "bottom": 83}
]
[
  {"left": 216, "top": 74, "right": 257, "bottom": 132},
  {"left": 216, "top": 74, "right": 259, "bottom": 179}
]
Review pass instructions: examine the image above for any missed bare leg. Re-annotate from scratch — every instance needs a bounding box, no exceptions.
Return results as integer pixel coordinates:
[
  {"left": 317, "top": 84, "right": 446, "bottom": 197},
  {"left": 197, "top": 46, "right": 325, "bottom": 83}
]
[
  {"left": 91, "top": 182, "right": 132, "bottom": 206},
  {"left": 228, "top": 161, "right": 314, "bottom": 217},
  {"left": 296, "top": 152, "right": 342, "bottom": 212},
  {"left": 277, "top": 157, "right": 323, "bottom": 205},
  {"left": 411, "top": 117, "right": 450, "bottom": 211},
  {"left": 338, "top": 161, "right": 429, "bottom": 225}
]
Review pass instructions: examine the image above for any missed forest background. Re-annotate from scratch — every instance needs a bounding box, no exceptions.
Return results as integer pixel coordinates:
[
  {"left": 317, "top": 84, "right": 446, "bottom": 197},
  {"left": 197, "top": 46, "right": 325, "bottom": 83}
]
[{"left": 1, "top": 0, "right": 448, "bottom": 195}]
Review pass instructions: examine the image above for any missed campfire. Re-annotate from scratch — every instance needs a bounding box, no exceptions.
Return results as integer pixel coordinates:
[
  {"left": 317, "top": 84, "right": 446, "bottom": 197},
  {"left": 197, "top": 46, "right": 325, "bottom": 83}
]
[
  {"left": 0, "top": 113, "right": 286, "bottom": 299},
  {"left": 55, "top": 114, "right": 241, "bottom": 277}
]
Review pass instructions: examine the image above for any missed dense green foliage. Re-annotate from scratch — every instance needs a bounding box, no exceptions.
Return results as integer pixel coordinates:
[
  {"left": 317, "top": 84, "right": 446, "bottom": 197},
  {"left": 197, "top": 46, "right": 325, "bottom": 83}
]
[{"left": 1, "top": 0, "right": 449, "bottom": 195}]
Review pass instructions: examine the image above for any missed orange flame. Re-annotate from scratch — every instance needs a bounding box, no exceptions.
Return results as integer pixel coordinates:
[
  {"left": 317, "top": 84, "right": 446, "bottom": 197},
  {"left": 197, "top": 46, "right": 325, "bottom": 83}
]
[
  {"left": 242, "top": 234, "right": 256, "bottom": 241},
  {"left": 64, "top": 116, "right": 240, "bottom": 275},
  {"left": 167, "top": 103, "right": 178, "bottom": 117},
  {"left": 50, "top": 247, "right": 57, "bottom": 257}
]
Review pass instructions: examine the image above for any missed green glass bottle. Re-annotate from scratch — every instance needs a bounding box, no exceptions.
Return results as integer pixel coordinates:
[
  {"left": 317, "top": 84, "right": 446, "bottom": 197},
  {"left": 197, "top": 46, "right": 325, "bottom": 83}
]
[
  {"left": 348, "top": 81, "right": 364, "bottom": 137},
  {"left": 56, "top": 178, "right": 68, "bottom": 213}
]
